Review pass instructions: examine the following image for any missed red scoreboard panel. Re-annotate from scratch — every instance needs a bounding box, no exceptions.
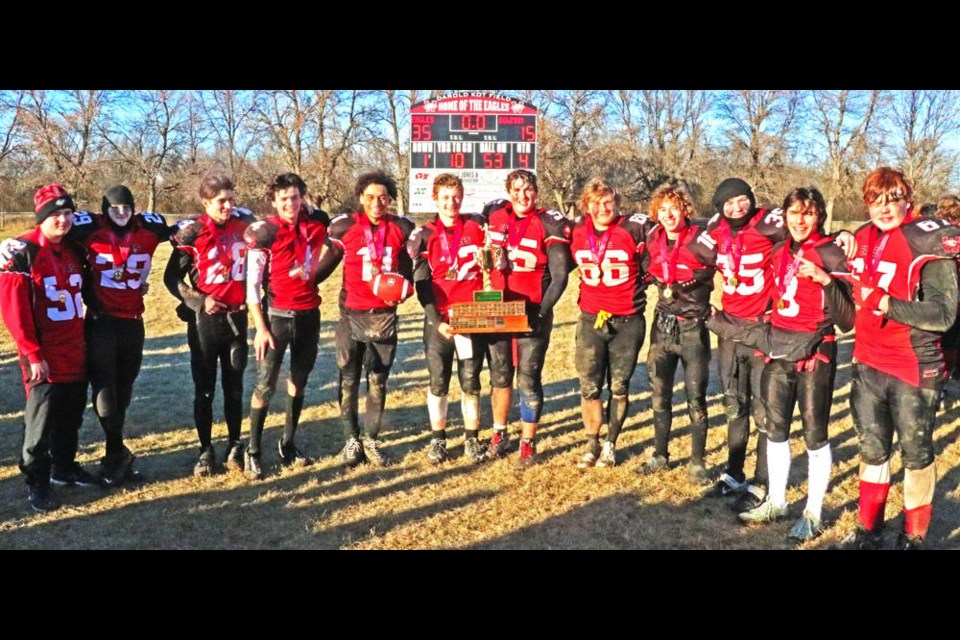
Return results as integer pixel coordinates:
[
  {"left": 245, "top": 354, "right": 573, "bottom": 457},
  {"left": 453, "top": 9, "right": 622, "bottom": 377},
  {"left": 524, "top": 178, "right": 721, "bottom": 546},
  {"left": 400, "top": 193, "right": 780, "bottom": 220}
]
[{"left": 409, "top": 93, "right": 538, "bottom": 213}]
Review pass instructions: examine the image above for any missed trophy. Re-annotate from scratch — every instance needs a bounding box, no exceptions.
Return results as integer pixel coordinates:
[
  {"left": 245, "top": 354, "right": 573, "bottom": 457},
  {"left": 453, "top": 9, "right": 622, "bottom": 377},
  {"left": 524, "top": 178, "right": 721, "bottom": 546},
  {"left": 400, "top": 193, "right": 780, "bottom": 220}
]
[{"left": 448, "top": 224, "right": 530, "bottom": 333}]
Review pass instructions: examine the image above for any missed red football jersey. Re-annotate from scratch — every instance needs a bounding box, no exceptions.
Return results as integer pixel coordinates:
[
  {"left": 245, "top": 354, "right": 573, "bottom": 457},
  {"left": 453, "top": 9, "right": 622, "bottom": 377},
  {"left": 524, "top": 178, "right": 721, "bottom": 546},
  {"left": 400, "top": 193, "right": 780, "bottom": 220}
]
[
  {"left": 646, "top": 221, "right": 717, "bottom": 318},
  {"left": 170, "top": 210, "right": 254, "bottom": 307},
  {"left": 0, "top": 228, "right": 86, "bottom": 384},
  {"left": 408, "top": 213, "right": 485, "bottom": 318},
  {"left": 570, "top": 213, "right": 650, "bottom": 316},
  {"left": 770, "top": 236, "right": 847, "bottom": 332},
  {"left": 486, "top": 203, "right": 572, "bottom": 305},
  {"left": 244, "top": 208, "right": 330, "bottom": 311},
  {"left": 851, "top": 216, "right": 960, "bottom": 385},
  {"left": 327, "top": 212, "right": 416, "bottom": 311},
  {"left": 706, "top": 208, "right": 787, "bottom": 319},
  {"left": 70, "top": 211, "right": 168, "bottom": 319}
]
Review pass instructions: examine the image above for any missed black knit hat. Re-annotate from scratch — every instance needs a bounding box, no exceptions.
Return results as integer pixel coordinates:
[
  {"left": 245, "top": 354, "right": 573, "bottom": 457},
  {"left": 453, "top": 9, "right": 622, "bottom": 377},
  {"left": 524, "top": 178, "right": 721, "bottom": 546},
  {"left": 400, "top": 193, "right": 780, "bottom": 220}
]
[
  {"left": 102, "top": 185, "right": 135, "bottom": 215},
  {"left": 34, "top": 184, "right": 75, "bottom": 224},
  {"left": 711, "top": 178, "right": 755, "bottom": 215}
]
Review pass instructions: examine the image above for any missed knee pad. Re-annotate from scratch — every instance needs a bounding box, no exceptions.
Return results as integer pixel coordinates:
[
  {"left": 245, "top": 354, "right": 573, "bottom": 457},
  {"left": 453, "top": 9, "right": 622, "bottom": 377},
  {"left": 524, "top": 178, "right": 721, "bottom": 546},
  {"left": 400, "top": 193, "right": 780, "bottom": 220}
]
[
  {"left": 723, "top": 393, "right": 748, "bottom": 420},
  {"left": 904, "top": 462, "right": 936, "bottom": 510},
  {"left": 579, "top": 381, "right": 602, "bottom": 401},
  {"left": 252, "top": 387, "right": 274, "bottom": 408},
  {"left": 519, "top": 387, "right": 542, "bottom": 423},
  {"left": 230, "top": 342, "right": 248, "bottom": 373}
]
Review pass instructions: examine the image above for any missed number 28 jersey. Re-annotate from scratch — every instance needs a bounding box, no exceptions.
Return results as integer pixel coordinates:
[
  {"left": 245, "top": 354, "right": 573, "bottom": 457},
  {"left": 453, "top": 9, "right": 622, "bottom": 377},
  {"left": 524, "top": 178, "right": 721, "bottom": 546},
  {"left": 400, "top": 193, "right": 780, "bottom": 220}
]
[
  {"left": 705, "top": 208, "right": 787, "bottom": 319},
  {"left": 170, "top": 210, "right": 254, "bottom": 307},
  {"left": 570, "top": 213, "right": 651, "bottom": 316}
]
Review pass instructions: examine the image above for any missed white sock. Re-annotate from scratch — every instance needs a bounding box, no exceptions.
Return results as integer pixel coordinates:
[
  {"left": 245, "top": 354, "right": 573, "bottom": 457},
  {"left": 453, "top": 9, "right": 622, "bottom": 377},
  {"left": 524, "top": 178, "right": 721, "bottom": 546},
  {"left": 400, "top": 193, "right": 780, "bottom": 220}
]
[
  {"left": 427, "top": 392, "right": 448, "bottom": 426},
  {"left": 461, "top": 392, "right": 479, "bottom": 422},
  {"left": 767, "top": 439, "right": 791, "bottom": 509},
  {"left": 805, "top": 444, "right": 832, "bottom": 519},
  {"left": 493, "top": 424, "right": 507, "bottom": 432}
]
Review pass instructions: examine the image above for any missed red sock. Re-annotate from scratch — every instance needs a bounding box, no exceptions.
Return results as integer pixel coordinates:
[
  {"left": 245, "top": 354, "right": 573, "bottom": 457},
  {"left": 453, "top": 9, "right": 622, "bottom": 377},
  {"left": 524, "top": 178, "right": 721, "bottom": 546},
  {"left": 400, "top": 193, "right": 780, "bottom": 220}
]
[
  {"left": 904, "top": 504, "right": 932, "bottom": 539},
  {"left": 858, "top": 480, "right": 890, "bottom": 531}
]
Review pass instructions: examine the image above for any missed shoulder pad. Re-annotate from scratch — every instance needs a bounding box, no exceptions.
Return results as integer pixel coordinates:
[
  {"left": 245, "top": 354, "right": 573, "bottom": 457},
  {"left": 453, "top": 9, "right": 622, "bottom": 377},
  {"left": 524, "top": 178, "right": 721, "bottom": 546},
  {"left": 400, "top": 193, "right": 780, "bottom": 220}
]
[
  {"left": 308, "top": 207, "right": 331, "bottom": 226},
  {"left": 172, "top": 216, "right": 203, "bottom": 246},
  {"left": 705, "top": 212, "right": 722, "bottom": 230},
  {"left": 72, "top": 210, "right": 96, "bottom": 227},
  {"left": 903, "top": 216, "right": 960, "bottom": 257},
  {"left": 136, "top": 211, "right": 169, "bottom": 235},
  {"left": 392, "top": 214, "right": 416, "bottom": 238},
  {"left": 233, "top": 207, "right": 255, "bottom": 221},
  {"left": 754, "top": 208, "right": 786, "bottom": 237},
  {"left": 481, "top": 199, "right": 509, "bottom": 219},
  {"left": 244, "top": 219, "right": 279, "bottom": 250},
  {"left": 538, "top": 209, "right": 572, "bottom": 240},
  {"left": 462, "top": 212, "right": 487, "bottom": 228},
  {"left": 327, "top": 212, "right": 357, "bottom": 239},
  {"left": 814, "top": 240, "right": 848, "bottom": 273},
  {"left": 621, "top": 212, "right": 653, "bottom": 236}
]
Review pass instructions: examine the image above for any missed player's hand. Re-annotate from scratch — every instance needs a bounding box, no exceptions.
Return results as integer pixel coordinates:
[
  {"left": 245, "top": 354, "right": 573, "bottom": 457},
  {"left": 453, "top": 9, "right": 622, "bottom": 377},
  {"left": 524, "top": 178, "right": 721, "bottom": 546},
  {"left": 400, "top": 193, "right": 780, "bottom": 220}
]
[
  {"left": 849, "top": 278, "right": 886, "bottom": 313},
  {"left": 254, "top": 328, "right": 275, "bottom": 361},
  {"left": 141, "top": 282, "right": 150, "bottom": 296},
  {"left": 204, "top": 296, "right": 227, "bottom": 314},
  {"left": 835, "top": 231, "right": 857, "bottom": 259},
  {"left": 0, "top": 238, "right": 26, "bottom": 269},
  {"left": 796, "top": 256, "right": 831, "bottom": 286},
  {"left": 438, "top": 322, "right": 456, "bottom": 339},
  {"left": 27, "top": 361, "right": 45, "bottom": 384}
]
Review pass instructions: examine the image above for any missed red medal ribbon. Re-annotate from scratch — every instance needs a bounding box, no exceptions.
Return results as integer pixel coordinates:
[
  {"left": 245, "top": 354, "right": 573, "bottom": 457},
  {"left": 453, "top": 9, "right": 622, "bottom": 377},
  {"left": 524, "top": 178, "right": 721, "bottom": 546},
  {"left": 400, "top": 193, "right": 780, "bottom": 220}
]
[
  {"left": 658, "top": 224, "right": 689, "bottom": 284},
  {"left": 360, "top": 213, "right": 389, "bottom": 272},
  {"left": 437, "top": 215, "right": 464, "bottom": 269},
  {"left": 864, "top": 226, "right": 892, "bottom": 287},
  {"left": 204, "top": 215, "right": 234, "bottom": 273},
  {"left": 108, "top": 228, "right": 131, "bottom": 274},
  {"left": 719, "top": 218, "right": 745, "bottom": 280},
  {"left": 587, "top": 221, "right": 612, "bottom": 269},
  {"left": 777, "top": 234, "right": 832, "bottom": 300}
]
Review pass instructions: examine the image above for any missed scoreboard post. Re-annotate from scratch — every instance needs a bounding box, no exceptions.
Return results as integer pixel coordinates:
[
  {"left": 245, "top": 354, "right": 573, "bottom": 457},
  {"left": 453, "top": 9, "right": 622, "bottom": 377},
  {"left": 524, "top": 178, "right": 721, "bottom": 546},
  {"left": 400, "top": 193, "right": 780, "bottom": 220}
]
[{"left": 409, "top": 93, "right": 538, "bottom": 213}]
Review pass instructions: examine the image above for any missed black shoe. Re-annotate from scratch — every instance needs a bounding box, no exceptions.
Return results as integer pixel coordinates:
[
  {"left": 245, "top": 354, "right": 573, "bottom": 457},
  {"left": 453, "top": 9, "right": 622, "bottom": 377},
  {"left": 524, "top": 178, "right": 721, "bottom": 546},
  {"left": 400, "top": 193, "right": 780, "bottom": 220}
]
[
  {"left": 362, "top": 437, "right": 393, "bottom": 467},
  {"left": 243, "top": 449, "right": 263, "bottom": 481},
  {"left": 704, "top": 473, "right": 748, "bottom": 498},
  {"left": 896, "top": 533, "right": 924, "bottom": 550},
  {"left": 51, "top": 463, "right": 103, "bottom": 488},
  {"left": 731, "top": 484, "right": 767, "bottom": 513},
  {"left": 100, "top": 447, "right": 141, "bottom": 487},
  {"left": 278, "top": 440, "right": 313, "bottom": 467},
  {"left": 836, "top": 526, "right": 884, "bottom": 550},
  {"left": 193, "top": 445, "right": 217, "bottom": 477},
  {"left": 342, "top": 438, "right": 366, "bottom": 468},
  {"left": 224, "top": 440, "right": 244, "bottom": 472},
  {"left": 427, "top": 438, "right": 448, "bottom": 465},
  {"left": 28, "top": 485, "right": 60, "bottom": 513}
]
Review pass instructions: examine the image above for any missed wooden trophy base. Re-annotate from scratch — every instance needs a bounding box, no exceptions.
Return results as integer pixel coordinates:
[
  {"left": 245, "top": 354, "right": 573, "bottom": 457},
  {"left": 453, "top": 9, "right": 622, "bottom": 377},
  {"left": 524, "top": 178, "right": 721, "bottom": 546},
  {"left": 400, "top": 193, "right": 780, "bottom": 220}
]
[{"left": 448, "top": 289, "right": 531, "bottom": 333}]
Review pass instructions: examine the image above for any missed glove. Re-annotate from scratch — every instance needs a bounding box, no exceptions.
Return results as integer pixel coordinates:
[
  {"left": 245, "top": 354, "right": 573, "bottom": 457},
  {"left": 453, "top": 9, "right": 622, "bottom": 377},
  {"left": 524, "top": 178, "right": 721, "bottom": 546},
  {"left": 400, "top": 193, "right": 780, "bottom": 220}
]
[{"left": 850, "top": 278, "right": 886, "bottom": 312}]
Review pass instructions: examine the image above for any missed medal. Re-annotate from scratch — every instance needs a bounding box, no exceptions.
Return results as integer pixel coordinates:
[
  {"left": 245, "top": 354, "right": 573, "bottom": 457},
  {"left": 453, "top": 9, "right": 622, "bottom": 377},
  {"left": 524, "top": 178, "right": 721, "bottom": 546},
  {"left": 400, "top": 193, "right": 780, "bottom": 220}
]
[
  {"left": 777, "top": 299, "right": 785, "bottom": 310},
  {"left": 663, "top": 286, "right": 674, "bottom": 300},
  {"left": 446, "top": 267, "right": 457, "bottom": 280},
  {"left": 728, "top": 276, "right": 739, "bottom": 287},
  {"left": 58, "top": 292, "right": 66, "bottom": 303},
  {"left": 371, "top": 264, "right": 380, "bottom": 276},
  {"left": 113, "top": 269, "right": 124, "bottom": 281},
  {"left": 289, "top": 263, "right": 304, "bottom": 279}
]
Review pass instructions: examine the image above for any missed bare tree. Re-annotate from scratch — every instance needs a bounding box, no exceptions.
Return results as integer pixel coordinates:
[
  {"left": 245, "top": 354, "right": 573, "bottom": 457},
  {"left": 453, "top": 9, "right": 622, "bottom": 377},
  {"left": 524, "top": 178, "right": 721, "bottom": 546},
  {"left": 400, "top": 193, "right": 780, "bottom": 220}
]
[
  {"left": 20, "top": 89, "right": 108, "bottom": 202},
  {"left": 605, "top": 90, "right": 712, "bottom": 206},
  {"left": 808, "top": 90, "right": 882, "bottom": 230},
  {"left": 100, "top": 90, "right": 192, "bottom": 211},
  {"left": 889, "top": 90, "right": 960, "bottom": 201},
  {"left": 535, "top": 90, "right": 607, "bottom": 215},
  {"left": 716, "top": 90, "right": 801, "bottom": 203}
]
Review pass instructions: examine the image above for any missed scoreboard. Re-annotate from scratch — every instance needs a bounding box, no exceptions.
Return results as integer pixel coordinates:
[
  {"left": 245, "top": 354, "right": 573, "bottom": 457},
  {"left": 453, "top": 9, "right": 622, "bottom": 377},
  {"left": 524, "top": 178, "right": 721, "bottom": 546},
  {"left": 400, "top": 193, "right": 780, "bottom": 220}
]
[{"left": 409, "top": 93, "right": 538, "bottom": 213}]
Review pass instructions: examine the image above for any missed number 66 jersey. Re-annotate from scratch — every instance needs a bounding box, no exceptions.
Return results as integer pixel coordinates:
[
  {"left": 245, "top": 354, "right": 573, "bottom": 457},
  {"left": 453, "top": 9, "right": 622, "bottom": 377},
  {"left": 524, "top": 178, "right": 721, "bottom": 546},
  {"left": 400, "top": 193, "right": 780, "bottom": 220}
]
[
  {"left": 570, "top": 213, "right": 653, "bottom": 316},
  {"left": 170, "top": 209, "right": 254, "bottom": 307}
]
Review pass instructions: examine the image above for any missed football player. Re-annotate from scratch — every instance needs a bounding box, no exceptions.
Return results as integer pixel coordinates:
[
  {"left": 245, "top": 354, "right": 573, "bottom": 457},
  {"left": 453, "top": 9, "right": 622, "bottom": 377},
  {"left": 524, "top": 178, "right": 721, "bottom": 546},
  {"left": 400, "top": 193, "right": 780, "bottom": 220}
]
[
  {"left": 569, "top": 178, "right": 651, "bottom": 468},
  {"left": 164, "top": 175, "right": 253, "bottom": 477},
  {"left": 0, "top": 185, "right": 94, "bottom": 511},
  {"left": 242, "top": 173, "right": 329, "bottom": 480},
  {"left": 71, "top": 186, "right": 169, "bottom": 485},
  {"left": 842, "top": 167, "right": 960, "bottom": 549},
  {"left": 705, "top": 178, "right": 855, "bottom": 511},
  {"left": 636, "top": 184, "right": 716, "bottom": 483},
  {"left": 316, "top": 171, "right": 415, "bottom": 467},
  {"left": 713, "top": 187, "right": 854, "bottom": 542},
  {"left": 408, "top": 174, "right": 488, "bottom": 464},
  {"left": 484, "top": 169, "right": 572, "bottom": 466}
]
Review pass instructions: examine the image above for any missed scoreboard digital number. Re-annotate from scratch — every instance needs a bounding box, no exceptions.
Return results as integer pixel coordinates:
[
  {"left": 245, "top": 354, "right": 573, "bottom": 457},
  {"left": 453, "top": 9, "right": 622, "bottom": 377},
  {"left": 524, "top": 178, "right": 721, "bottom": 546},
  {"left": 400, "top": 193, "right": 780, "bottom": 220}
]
[{"left": 409, "top": 94, "right": 538, "bottom": 214}]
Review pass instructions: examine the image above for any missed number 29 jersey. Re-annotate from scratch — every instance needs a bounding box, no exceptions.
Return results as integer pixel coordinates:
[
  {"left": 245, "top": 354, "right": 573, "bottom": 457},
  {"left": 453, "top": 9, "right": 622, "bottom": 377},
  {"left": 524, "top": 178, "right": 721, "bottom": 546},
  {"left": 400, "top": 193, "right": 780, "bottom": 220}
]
[
  {"left": 705, "top": 208, "right": 788, "bottom": 319},
  {"left": 570, "top": 213, "right": 651, "bottom": 316},
  {"left": 70, "top": 211, "right": 169, "bottom": 319},
  {"left": 170, "top": 210, "right": 255, "bottom": 307}
]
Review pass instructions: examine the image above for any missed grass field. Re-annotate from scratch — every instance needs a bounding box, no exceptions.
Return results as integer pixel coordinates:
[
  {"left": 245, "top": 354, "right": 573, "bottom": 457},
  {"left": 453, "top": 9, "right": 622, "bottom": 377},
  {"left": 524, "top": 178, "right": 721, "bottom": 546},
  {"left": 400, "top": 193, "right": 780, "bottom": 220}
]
[{"left": 1, "top": 240, "right": 959, "bottom": 549}]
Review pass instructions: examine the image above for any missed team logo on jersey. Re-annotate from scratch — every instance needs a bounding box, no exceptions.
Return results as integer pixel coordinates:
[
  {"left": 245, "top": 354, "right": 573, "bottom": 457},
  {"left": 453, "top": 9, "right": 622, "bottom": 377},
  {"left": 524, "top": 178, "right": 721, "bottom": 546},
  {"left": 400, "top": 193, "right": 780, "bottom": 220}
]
[{"left": 942, "top": 236, "right": 960, "bottom": 254}]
